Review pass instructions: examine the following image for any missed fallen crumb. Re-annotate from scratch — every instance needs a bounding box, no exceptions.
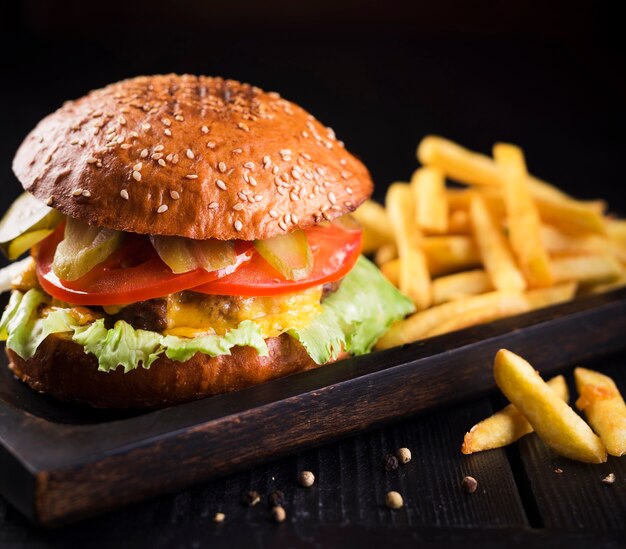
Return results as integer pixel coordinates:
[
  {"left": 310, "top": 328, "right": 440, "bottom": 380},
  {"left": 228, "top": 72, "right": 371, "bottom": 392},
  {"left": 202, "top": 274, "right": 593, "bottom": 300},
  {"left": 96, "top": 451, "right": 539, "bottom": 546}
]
[
  {"left": 383, "top": 454, "right": 399, "bottom": 472},
  {"left": 385, "top": 491, "right": 404, "bottom": 509},
  {"left": 213, "top": 512, "right": 225, "bottom": 523},
  {"left": 242, "top": 490, "right": 261, "bottom": 506},
  {"left": 602, "top": 473, "right": 616, "bottom": 485},
  {"left": 396, "top": 447, "right": 412, "bottom": 464},
  {"left": 461, "top": 475, "right": 478, "bottom": 494},
  {"left": 554, "top": 468, "right": 564, "bottom": 474},
  {"left": 272, "top": 505, "right": 286, "bottom": 523},
  {"left": 298, "top": 470, "right": 315, "bottom": 488}
]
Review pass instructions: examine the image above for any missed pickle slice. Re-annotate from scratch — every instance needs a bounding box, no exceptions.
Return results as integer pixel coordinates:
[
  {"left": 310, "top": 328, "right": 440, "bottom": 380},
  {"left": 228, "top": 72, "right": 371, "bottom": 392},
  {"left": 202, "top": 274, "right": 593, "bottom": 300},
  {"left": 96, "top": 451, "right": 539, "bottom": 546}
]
[
  {"left": 52, "top": 218, "right": 123, "bottom": 281},
  {"left": 150, "top": 236, "right": 237, "bottom": 274},
  {"left": 0, "top": 192, "right": 63, "bottom": 259},
  {"left": 254, "top": 229, "right": 313, "bottom": 281}
]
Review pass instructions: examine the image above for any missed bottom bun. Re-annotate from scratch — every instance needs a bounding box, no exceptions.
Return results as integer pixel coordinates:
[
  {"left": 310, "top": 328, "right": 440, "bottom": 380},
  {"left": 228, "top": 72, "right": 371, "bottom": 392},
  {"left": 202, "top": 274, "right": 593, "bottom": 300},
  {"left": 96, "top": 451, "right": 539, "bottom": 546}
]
[{"left": 6, "top": 333, "right": 325, "bottom": 409}]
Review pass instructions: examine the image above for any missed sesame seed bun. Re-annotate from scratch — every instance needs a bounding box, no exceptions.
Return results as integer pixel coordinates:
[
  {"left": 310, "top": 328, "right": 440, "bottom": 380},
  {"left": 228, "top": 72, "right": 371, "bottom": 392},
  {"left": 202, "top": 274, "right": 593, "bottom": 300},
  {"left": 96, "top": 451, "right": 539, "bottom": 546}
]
[
  {"left": 13, "top": 74, "right": 373, "bottom": 240},
  {"left": 5, "top": 332, "right": 336, "bottom": 409}
]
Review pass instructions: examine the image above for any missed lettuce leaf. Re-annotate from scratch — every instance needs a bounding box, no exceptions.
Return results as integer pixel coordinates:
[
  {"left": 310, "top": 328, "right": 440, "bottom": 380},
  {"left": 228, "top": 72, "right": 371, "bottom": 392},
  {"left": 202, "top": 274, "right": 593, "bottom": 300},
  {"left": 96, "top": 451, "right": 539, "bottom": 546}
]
[
  {"left": 289, "top": 256, "right": 415, "bottom": 364},
  {"left": 0, "top": 255, "right": 413, "bottom": 372}
]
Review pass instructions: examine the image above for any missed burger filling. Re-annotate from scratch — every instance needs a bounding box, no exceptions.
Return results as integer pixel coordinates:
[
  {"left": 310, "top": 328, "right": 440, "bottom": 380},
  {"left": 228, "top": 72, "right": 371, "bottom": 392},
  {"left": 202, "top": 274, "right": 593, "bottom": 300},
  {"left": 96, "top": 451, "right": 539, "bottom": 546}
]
[{"left": 1, "top": 196, "right": 414, "bottom": 373}]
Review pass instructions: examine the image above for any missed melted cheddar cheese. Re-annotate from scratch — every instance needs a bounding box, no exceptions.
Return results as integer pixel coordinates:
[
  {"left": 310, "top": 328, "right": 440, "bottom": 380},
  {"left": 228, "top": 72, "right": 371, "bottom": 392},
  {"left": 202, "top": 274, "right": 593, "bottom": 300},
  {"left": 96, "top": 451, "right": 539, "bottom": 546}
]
[{"left": 163, "top": 286, "right": 323, "bottom": 338}]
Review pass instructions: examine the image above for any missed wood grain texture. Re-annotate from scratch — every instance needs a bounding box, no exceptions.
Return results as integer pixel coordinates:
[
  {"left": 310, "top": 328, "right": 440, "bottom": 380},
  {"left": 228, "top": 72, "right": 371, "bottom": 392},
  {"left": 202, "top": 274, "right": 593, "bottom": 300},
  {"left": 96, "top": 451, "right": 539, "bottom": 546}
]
[
  {"left": 0, "top": 287, "right": 625, "bottom": 527},
  {"left": 516, "top": 358, "right": 626, "bottom": 529}
]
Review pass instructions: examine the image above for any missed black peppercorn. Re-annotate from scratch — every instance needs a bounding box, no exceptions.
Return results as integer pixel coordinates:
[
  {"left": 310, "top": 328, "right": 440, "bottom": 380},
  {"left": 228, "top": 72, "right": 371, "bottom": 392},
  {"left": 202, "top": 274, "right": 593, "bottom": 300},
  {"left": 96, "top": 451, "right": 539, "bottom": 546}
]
[
  {"left": 268, "top": 490, "right": 285, "bottom": 507},
  {"left": 383, "top": 454, "right": 399, "bottom": 471}
]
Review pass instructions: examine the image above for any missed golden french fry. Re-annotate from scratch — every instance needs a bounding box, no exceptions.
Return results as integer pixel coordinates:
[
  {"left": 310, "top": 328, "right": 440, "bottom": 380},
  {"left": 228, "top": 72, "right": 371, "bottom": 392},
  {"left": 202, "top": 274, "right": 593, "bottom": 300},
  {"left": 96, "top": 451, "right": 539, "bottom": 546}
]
[
  {"left": 374, "top": 242, "right": 398, "bottom": 267},
  {"left": 426, "top": 282, "right": 576, "bottom": 337},
  {"left": 386, "top": 184, "right": 431, "bottom": 309},
  {"left": 411, "top": 167, "right": 448, "bottom": 233},
  {"left": 534, "top": 194, "right": 606, "bottom": 235},
  {"left": 380, "top": 258, "right": 399, "bottom": 286},
  {"left": 417, "top": 135, "right": 572, "bottom": 202},
  {"left": 494, "top": 143, "right": 553, "bottom": 287},
  {"left": 422, "top": 236, "right": 481, "bottom": 276},
  {"left": 462, "top": 375, "right": 568, "bottom": 454},
  {"left": 353, "top": 200, "right": 394, "bottom": 254},
  {"left": 607, "top": 219, "right": 626, "bottom": 246},
  {"left": 470, "top": 195, "right": 527, "bottom": 292},
  {"left": 551, "top": 254, "right": 623, "bottom": 285},
  {"left": 448, "top": 209, "right": 472, "bottom": 234},
  {"left": 431, "top": 269, "right": 493, "bottom": 305},
  {"left": 375, "top": 290, "right": 529, "bottom": 349},
  {"left": 494, "top": 349, "right": 607, "bottom": 463},
  {"left": 574, "top": 367, "right": 626, "bottom": 457},
  {"left": 589, "top": 273, "right": 626, "bottom": 294}
]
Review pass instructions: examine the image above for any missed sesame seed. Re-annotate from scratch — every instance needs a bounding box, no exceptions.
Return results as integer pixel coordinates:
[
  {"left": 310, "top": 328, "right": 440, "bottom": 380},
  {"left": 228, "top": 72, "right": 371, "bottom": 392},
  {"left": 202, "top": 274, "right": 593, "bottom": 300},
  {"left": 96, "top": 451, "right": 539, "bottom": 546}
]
[
  {"left": 157, "top": 204, "right": 168, "bottom": 213},
  {"left": 323, "top": 211, "right": 332, "bottom": 221},
  {"left": 233, "top": 203, "right": 244, "bottom": 211},
  {"left": 234, "top": 220, "right": 243, "bottom": 232},
  {"left": 161, "top": 118, "right": 171, "bottom": 126},
  {"left": 273, "top": 166, "right": 280, "bottom": 175},
  {"left": 185, "top": 174, "right": 198, "bottom": 180},
  {"left": 82, "top": 190, "right": 91, "bottom": 197},
  {"left": 300, "top": 153, "right": 312, "bottom": 160},
  {"left": 133, "top": 162, "right": 143, "bottom": 171},
  {"left": 72, "top": 188, "right": 83, "bottom": 197},
  {"left": 154, "top": 145, "right": 165, "bottom": 152},
  {"left": 237, "top": 191, "right": 247, "bottom": 200},
  {"left": 201, "top": 125, "right": 209, "bottom": 134},
  {"left": 172, "top": 154, "right": 179, "bottom": 164},
  {"left": 277, "top": 187, "right": 287, "bottom": 196},
  {"left": 302, "top": 131, "right": 309, "bottom": 138},
  {"left": 207, "top": 141, "right": 216, "bottom": 149},
  {"left": 132, "top": 170, "right": 142, "bottom": 182},
  {"left": 278, "top": 221, "right": 287, "bottom": 231},
  {"left": 129, "top": 131, "right": 139, "bottom": 138},
  {"left": 280, "top": 149, "right": 292, "bottom": 156},
  {"left": 170, "top": 190, "right": 180, "bottom": 200},
  {"left": 237, "top": 122, "right": 250, "bottom": 132},
  {"left": 78, "top": 139, "right": 86, "bottom": 147},
  {"left": 244, "top": 162, "right": 254, "bottom": 169},
  {"left": 119, "top": 116, "right": 127, "bottom": 126},
  {"left": 96, "top": 161, "right": 103, "bottom": 168},
  {"left": 140, "top": 149, "right": 149, "bottom": 158},
  {"left": 70, "top": 139, "right": 78, "bottom": 145},
  {"left": 290, "top": 192, "right": 299, "bottom": 201},
  {"left": 186, "top": 149, "right": 195, "bottom": 159},
  {"left": 46, "top": 196, "right": 54, "bottom": 206},
  {"left": 86, "top": 157, "right": 98, "bottom": 164},
  {"left": 292, "top": 214, "right": 299, "bottom": 224},
  {"left": 285, "top": 213, "right": 292, "bottom": 224},
  {"left": 341, "top": 171, "right": 350, "bottom": 180},
  {"left": 152, "top": 153, "right": 164, "bottom": 160},
  {"left": 208, "top": 201, "right": 219, "bottom": 209},
  {"left": 269, "top": 209, "right": 279, "bottom": 218},
  {"left": 232, "top": 148, "right": 243, "bottom": 154},
  {"left": 249, "top": 176, "right": 258, "bottom": 186},
  {"left": 328, "top": 192, "right": 337, "bottom": 204},
  {"left": 142, "top": 123, "right": 151, "bottom": 131},
  {"left": 346, "top": 187, "right": 353, "bottom": 194},
  {"left": 175, "top": 115, "right": 184, "bottom": 122},
  {"left": 216, "top": 179, "right": 227, "bottom": 190},
  {"left": 339, "top": 158, "right": 347, "bottom": 166},
  {"left": 164, "top": 129, "right": 172, "bottom": 137},
  {"left": 157, "top": 159, "right": 165, "bottom": 167},
  {"left": 254, "top": 194, "right": 263, "bottom": 201},
  {"left": 166, "top": 153, "right": 174, "bottom": 162},
  {"left": 120, "top": 143, "right": 131, "bottom": 149},
  {"left": 218, "top": 162, "right": 227, "bottom": 173}
]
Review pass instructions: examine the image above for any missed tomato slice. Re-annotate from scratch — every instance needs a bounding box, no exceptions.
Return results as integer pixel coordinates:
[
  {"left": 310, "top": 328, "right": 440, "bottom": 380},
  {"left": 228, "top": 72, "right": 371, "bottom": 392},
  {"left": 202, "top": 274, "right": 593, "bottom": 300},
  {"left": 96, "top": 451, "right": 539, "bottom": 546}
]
[
  {"left": 36, "top": 225, "right": 253, "bottom": 305},
  {"left": 193, "top": 224, "right": 362, "bottom": 296}
]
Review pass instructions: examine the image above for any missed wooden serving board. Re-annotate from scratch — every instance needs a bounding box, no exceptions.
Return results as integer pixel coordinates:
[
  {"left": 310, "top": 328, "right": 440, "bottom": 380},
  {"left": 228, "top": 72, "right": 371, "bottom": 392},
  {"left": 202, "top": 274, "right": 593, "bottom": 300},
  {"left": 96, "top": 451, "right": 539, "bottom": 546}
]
[{"left": 1, "top": 287, "right": 625, "bottom": 527}]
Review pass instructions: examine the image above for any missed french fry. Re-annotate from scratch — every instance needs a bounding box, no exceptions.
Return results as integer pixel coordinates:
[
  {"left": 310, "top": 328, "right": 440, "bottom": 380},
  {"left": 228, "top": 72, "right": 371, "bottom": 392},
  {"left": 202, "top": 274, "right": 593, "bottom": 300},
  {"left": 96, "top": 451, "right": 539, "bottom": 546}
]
[
  {"left": 374, "top": 242, "right": 398, "bottom": 267},
  {"left": 375, "top": 290, "right": 529, "bottom": 349},
  {"left": 431, "top": 269, "right": 493, "bottom": 305},
  {"left": 541, "top": 225, "right": 626, "bottom": 264},
  {"left": 494, "top": 143, "right": 553, "bottom": 287},
  {"left": 411, "top": 167, "right": 448, "bottom": 233},
  {"left": 352, "top": 200, "right": 394, "bottom": 253},
  {"left": 493, "top": 349, "right": 607, "bottom": 463},
  {"left": 551, "top": 254, "right": 624, "bottom": 285},
  {"left": 589, "top": 273, "right": 626, "bottom": 294},
  {"left": 380, "top": 258, "right": 399, "bottom": 286},
  {"left": 574, "top": 367, "right": 626, "bottom": 456},
  {"left": 470, "top": 195, "right": 527, "bottom": 292},
  {"left": 426, "top": 282, "right": 576, "bottom": 337},
  {"left": 422, "top": 236, "right": 481, "bottom": 276},
  {"left": 417, "top": 135, "right": 572, "bottom": 202},
  {"left": 448, "top": 209, "right": 472, "bottom": 234},
  {"left": 386, "top": 184, "right": 431, "bottom": 309},
  {"left": 462, "top": 375, "right": 568, "bottom": 454},
  {"left": 607, "top": 219, "right": 626, "bottom": 247}
]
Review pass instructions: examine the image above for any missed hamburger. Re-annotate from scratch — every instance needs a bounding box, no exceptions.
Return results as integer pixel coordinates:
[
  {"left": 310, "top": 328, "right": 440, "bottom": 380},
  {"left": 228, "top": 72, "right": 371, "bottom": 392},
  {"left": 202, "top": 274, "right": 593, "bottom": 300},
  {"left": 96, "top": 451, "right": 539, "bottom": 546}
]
[{"left": 0, "top": 74, "right": 413, "bottom": 408}]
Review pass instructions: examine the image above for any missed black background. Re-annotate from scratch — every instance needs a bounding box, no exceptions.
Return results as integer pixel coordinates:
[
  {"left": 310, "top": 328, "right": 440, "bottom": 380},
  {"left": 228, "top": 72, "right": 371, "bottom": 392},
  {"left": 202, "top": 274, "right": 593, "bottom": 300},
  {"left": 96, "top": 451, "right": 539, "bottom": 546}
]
[{"left": 1, "top": 1, "right": 626, "bottom": 544}]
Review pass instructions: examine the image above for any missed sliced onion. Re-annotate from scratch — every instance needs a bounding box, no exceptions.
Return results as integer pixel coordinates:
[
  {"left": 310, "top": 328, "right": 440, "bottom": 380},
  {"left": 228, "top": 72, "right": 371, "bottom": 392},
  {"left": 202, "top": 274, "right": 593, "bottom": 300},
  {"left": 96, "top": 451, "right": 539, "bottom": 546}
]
[{"left": 254, "top": 229, "right": 313, "bottom": 281}]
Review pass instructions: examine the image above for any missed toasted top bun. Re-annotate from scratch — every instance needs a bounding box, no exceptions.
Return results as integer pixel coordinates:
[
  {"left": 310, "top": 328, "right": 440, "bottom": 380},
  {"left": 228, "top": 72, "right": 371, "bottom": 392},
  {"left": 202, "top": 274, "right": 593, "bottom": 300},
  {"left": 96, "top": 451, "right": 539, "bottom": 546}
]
[{"left": 13, "top": 74, "right": 373, "bottom": 241}]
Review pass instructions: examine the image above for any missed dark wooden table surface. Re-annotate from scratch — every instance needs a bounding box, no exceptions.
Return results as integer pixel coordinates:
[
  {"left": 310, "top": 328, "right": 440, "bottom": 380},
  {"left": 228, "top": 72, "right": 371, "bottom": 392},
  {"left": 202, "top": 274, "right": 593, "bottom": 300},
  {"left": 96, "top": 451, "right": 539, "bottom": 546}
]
[{"left": 1, "top": 351, "right": 624, "bottom": 548}]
